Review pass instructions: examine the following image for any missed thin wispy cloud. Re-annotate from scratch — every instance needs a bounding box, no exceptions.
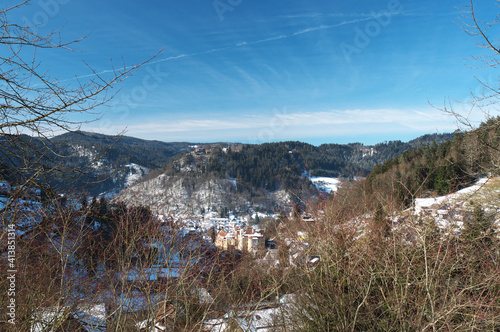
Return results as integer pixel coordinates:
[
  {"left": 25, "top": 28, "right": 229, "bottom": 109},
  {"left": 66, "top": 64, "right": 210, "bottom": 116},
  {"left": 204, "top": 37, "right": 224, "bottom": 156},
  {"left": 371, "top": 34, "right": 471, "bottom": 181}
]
[
  {"left": 231, "top": 17, "right": 377, "bottom": 47},
  {"left": 275, "top": 9, "right": 419, "bottom": 20},
  {"left": 124, "top": 119, "right": 257, "bottom": 134},
  {"left": 92, "top": 107, "right": 455, "bottom": 144},
  {"left": 277, "top": 13, "right": 378, "bottom": 19},
  {"left": 110, "top": 108, "right": 453, "bottom": 135},
  {"left": 64, "top": 16, "right": 379, "bottom": 82},
  {"left": 281, "top": 9, "right": 444, "bottom": 20},
  {"left": 36, "top": 0, "right": 493, "bottom": 145}
]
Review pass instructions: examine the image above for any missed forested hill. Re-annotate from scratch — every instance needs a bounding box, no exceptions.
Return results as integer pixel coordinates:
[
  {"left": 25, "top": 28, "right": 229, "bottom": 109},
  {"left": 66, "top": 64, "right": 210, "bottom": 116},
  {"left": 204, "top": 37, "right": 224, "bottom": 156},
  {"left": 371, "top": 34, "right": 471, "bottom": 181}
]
[
  {"left": 365, "top": 118, "right": 500, "bottom": 209},
  {"left": 135, "top": 133, "right": 456, "bottom": 200},
  {"left": 45, "top": 131, "right": 194, "bottom": 195},
  {"left": 193, "top": 132, "right": 455, "bottom": 185},
  {"left": 296, "top": 132, "right": 454, "bottom": 178},
  {"left": 50, "top": 131, "right": 193, "bottom": 169},
  {"left": 0, "top": 131, "right": 454, "bottom": 198},
  {"left": 0, "top": 131, "right": 194, "bottom": 196}
]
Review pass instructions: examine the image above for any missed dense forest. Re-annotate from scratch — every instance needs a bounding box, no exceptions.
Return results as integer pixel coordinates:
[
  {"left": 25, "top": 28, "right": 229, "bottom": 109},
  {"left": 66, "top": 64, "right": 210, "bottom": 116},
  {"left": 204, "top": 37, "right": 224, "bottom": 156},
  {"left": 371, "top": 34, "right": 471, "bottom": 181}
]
[
  {"left": 149, "top": 133, "right": 456, "bottom": 206},
  {"left": 0, "top": 130, "right": 454, "bottom": 199},
  {"left": 364, "top": 117, "right": 500, "bottom": 209},
  {"left": 0, "top": 131, "right": 194, "bottom": 195},
  {"left": 50, "top": 131, "right": 194, "bottom": 170}
]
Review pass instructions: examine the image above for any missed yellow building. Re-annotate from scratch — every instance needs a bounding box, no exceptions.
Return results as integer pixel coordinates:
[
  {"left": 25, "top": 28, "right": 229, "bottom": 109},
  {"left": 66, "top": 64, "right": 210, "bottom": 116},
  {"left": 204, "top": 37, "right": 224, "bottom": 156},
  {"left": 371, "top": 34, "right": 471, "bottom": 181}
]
[
  {"left": 215, "top": 229, "right": 265, "bottom": 253},
  {"left": 215, "top": 231, "right": 236, "bottom": 250}
]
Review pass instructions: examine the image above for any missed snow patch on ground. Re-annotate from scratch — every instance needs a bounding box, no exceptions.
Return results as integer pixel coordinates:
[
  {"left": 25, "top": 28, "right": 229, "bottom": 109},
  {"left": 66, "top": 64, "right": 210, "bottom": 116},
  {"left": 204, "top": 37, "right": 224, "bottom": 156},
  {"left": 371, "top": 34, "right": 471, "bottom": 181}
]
[
  {"left": 117, "top": 175, "right": 293, "bottom": 219},
  {"left": 414, "top": 178, "right": 489, "bottom": 215},
  {"left": 309, "top": 177, "right": 342, "bottom": 193},
  {"left": 410, "top": 177, "right": 500, "bottom": 234},
  {"left": 70, "top": 144, "right": 109, "bottom": 171},
  {"left": 270, "top": 189, "right": 292, "bottom": 205},
  {"left": 228, "top": 178, "right": 237, "bottom": 189},
  {"left": 124, "top": 163, "right": 150, "bottom": 187},
  {"left": 70, "top": 144, "right": 95, "bottom": 158}
]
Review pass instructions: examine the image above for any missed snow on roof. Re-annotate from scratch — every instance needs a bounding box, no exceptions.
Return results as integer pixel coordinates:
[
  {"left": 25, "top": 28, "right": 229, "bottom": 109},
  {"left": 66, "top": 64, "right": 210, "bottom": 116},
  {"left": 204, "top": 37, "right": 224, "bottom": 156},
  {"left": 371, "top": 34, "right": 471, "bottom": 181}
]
[
  {"left": 113, "top": 291, "right": 165, "bottom": 313},
  {"left": 72, "top": 304, "right": 107, "bottom": 332},
  {"left": 203, "top": 318, "right": 229, "bottom": 332},
  {"left": 211, "top": 217, "right": 230, "bottom": 222},
  {"left": 222, "top": 306, "right": 291, "bottom": 332},
  {"left": 31, "top": 307, "right": 70, "bottom": 332},
  {"left": 204, "top": 294, "right": 308, "bottom": 331}
]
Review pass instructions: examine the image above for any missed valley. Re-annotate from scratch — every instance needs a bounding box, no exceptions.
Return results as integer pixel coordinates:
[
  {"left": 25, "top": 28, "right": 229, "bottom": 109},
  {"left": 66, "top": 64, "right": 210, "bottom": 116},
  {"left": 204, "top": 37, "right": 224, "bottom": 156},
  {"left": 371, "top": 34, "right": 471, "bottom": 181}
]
[{"left": 1, "top": 0, "right": 500, "bottom": 328}]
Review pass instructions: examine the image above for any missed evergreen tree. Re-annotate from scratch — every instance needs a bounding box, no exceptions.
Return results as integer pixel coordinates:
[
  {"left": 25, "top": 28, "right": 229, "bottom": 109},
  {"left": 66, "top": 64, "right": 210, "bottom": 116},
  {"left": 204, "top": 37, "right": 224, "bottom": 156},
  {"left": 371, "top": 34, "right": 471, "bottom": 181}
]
[
  {"left": 463, "top": 205, "right": 491, "bottom": 241},
  {"left": 80, "top": 196, "right": 88, "bottom": 211},
  {"left": 434, "top": 166, "right": 449, "bottom": 195},
  {"left": 373, "top": 204, "right": 391, "bottom": 238}
]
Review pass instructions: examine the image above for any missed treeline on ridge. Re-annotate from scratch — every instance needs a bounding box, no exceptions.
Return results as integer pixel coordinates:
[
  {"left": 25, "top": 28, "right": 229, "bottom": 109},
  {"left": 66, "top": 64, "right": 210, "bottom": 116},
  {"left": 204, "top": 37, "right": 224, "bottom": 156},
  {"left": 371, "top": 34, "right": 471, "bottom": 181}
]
[
  {"left": 365, "top": 117, "right": 500, "bottom": 208},
  {"left": 149, "top": 133, "right": 455, "bottom": 203}
]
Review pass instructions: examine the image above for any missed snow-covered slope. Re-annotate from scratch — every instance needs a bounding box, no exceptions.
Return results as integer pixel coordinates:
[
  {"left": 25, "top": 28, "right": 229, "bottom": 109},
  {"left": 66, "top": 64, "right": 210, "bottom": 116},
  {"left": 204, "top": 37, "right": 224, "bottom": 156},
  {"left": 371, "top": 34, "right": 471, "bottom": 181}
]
[
  {"left": 414, "top": 178, "right": 489, "bottom": 215},
  {"left": 116, "top": 174, "right": 293, "bottom": 218},
  {"left": 309, "top": 177, "right": 341, "bottom": 193},
  {"left": 124, "top": 163, "right": 150, "bottom": 187},
  {"left": 411, "top": 177, "right": 500, "bottom": 233}
]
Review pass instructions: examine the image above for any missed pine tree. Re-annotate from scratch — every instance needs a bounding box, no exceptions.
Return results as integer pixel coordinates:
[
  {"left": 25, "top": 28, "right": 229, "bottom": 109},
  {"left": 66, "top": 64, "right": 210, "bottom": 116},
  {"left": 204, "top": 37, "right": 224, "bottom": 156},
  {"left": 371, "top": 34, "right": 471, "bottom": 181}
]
[
  {"left": 254, "top": 214, "right": 260, "bottom": 225},
  {"left": 463, "top": 205, "right": 491, "bottom": 241},
  {"left": 373, "top": 204, "right": 391, "bottom": 238},
  {"left": 80, "top": 196, "right": 88, "bottom": 211}
]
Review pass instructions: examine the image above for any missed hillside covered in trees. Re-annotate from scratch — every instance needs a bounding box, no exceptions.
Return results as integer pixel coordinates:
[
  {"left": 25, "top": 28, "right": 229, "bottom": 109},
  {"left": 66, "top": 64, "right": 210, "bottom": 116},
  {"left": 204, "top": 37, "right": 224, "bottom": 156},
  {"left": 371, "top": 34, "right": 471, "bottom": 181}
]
[
  {"left": 0, "top": 129, "right": 454, "bottom": 199},
  {"left": 0, "top": 131, "right": 194, "bottom": 196},
  {"left": 115, "top": 133, "right": 455, "bottom": 216},
  {"left": 364, "top": 117, "right": 500, "bottom": 209},
  {"left": 159, "top": 134, "right": 454, "bottom": 191}
]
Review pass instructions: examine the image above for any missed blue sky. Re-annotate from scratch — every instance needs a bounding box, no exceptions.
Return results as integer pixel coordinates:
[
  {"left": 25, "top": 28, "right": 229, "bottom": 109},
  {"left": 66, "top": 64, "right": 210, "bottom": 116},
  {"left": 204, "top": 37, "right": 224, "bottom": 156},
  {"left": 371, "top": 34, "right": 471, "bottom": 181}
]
[{"left": 9, "top": 0, "right": 499, "bottom": 145}]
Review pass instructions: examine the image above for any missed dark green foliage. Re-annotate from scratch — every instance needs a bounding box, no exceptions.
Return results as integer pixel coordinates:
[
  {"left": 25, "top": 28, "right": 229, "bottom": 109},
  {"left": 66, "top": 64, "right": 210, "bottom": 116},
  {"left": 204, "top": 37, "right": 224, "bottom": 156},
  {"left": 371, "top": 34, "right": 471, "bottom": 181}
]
[
  {"left": 158, "top": 135, "right": 455, "bottom": 208},
  {"left": 0, "top": 130, "right": 456, "bottom": 200},
  {"left": 226, "top": 143, "right": 304, "bottom": 192},
  {"left": 0, "top": 131, "right": 193, "bottom": 196},
  {"left": 51, "top": 131, "right": 193, "bottom": 169},
  {"left": 463, "top": 205, "right": 492, "bottom": 241},
  {"left": 365, "top": 132, "right": 479, "bottom": 208},
  {"left": 220, "top": 206, "right": 228, "bottom": 218}
]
